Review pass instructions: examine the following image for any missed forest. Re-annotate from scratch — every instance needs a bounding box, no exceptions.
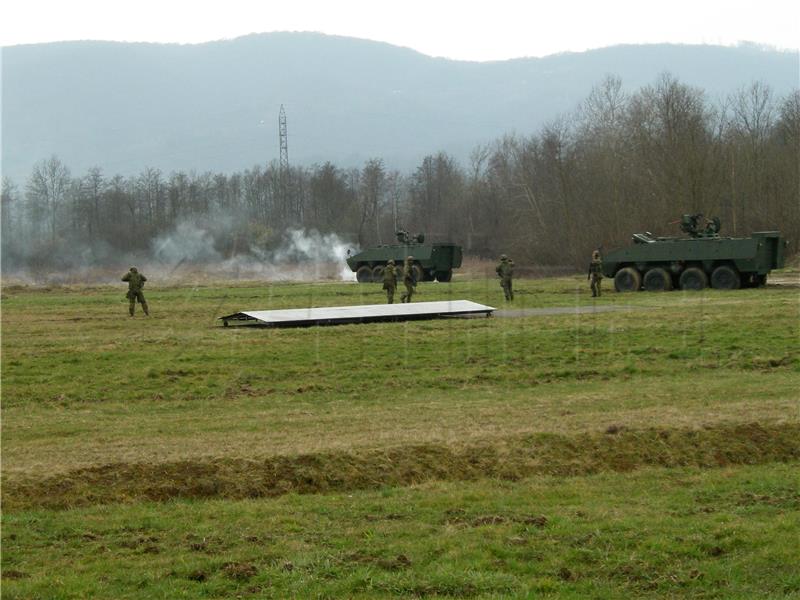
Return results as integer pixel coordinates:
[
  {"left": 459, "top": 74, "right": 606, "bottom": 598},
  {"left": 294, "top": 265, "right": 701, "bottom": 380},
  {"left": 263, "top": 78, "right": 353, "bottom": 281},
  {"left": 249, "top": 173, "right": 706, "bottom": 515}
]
[{"left": 2, "top": 74, "right": 798, "bottom": 274}]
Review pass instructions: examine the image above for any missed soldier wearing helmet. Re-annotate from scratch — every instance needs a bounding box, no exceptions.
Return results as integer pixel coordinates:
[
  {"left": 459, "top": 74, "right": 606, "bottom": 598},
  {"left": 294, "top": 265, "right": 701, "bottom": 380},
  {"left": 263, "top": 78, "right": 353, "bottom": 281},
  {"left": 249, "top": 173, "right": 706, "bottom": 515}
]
[
  {"left": 496, "top": 254, "right": 514, "bottom": 301},
  {"left": 588, "top": 249, "right": 603, "bottom": 297},
  {"left": 400, "top": 256, "right": 417, "bottom": 303},
  {"left": 122, "top": 266, "right": 149, "bottom": 316},
  {"left": 383, "top": 259, "right": 398, "bottom": 303}
]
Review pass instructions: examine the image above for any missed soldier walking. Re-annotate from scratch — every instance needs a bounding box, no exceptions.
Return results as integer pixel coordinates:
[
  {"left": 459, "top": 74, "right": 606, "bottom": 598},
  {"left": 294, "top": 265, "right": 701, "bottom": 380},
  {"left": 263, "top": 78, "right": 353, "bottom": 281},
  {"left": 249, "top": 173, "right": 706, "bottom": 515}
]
[
  {"left": 496, "top": 254, "right": 514, "bottom": 301},
  {"left": 383, "top": 259, "right": 398, "bottom": 304},
  {"left": 588, "top": 250, "right": 603, "bottom": 297},
  {"left": 122, "top": 266, "right": 149, "bottom": 316},
  {"left": 400, "top": 256, "right": 417, "bottom": 303}
]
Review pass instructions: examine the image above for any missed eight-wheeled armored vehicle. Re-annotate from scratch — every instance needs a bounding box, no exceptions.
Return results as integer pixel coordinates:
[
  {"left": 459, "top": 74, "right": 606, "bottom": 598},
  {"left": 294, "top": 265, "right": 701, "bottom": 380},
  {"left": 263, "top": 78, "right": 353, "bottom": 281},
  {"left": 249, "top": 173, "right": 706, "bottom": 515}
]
[
  {"left": 603, "top": 214, "right": 788, "bottom": 291},
  {"left": 346, "top": 231, "right": 463, "bottom": 283}
]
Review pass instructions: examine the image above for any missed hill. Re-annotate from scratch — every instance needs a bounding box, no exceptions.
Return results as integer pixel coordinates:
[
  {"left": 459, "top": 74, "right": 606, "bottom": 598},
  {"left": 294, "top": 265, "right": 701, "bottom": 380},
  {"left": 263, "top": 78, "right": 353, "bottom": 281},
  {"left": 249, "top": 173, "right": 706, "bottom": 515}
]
[{"left": 2, "top": 33, "right": 798, "bottom": 183}]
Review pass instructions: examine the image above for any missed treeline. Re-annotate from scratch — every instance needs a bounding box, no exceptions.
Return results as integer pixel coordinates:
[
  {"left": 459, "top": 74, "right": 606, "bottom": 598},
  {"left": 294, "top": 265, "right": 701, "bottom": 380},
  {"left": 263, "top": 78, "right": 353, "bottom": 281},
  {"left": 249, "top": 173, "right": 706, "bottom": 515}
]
[{"left": 2, "top": 74, "right": 798, "bottom": 272}]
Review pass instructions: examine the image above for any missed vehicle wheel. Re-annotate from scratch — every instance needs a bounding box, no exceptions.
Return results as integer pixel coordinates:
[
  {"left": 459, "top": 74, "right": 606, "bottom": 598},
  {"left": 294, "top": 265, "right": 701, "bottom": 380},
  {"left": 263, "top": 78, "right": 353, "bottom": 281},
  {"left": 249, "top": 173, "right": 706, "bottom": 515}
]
[
  {"left": 643, "top": 267, "right": 673, "bottom": 291},
  {"left": 755, "top": 274, "right": 767, "bottom": 287},
  {"left": 372, "top": 265, "right": 385, "bottom": 283},
  {"left": 679, "top": 267, "right": 708, "bottom": 291},
  {"left": 614, "top": 267, "right": 641, "bottom": 292},
  {"left": 356, "top": 266, "right": 372, "bottom": 283},
  {"left": 436, "top": 270, "right": 453, "bottom": 282},
  {"left": 710, "top": 265, "right": 740, "bottom": 290},
  {"left": 411, "top": 264, "right": 424, "bottom": 284}
]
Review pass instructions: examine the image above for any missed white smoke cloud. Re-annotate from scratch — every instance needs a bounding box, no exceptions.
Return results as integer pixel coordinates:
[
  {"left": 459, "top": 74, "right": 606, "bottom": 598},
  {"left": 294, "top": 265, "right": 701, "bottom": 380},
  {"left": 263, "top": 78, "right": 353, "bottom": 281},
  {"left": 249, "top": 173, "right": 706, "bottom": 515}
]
[
  {"left": 152, "top": 221, "right": 222, "bottom": 264},
  {"left": 2, "top": 220, "right": 360, "bottom": 284},
  {"left": 150, "top": 223, "right": 358, "bottom": 282}
]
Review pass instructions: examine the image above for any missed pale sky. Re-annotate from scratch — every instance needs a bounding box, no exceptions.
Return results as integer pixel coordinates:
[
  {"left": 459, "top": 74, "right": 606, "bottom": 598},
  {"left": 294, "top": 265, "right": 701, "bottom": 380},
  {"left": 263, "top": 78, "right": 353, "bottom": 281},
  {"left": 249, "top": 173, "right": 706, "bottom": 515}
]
[{"left": 1, "top": 0, "right": 798, "bottom": 60}]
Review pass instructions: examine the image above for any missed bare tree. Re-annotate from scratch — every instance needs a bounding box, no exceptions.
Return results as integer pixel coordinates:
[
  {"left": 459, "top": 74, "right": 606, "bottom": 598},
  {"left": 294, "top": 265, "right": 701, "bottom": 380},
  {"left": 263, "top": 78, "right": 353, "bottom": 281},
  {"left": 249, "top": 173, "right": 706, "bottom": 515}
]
[
  {"left": 359, "top": 158, "right": 385, "bottom": 246},
  {"left": 25, "top": 155, "right": 71, "bottom": 243}
]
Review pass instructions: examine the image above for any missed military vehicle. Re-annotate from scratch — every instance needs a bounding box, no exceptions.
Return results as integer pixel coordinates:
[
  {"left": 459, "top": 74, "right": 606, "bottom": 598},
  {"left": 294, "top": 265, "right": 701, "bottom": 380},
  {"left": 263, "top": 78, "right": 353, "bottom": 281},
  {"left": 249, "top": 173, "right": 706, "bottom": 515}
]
[
  {"left": 346, "top": 230, "right": 463, "bottom": 283},
  {"left": 602, "top": 214, "right": 788, "bottom": 292}
]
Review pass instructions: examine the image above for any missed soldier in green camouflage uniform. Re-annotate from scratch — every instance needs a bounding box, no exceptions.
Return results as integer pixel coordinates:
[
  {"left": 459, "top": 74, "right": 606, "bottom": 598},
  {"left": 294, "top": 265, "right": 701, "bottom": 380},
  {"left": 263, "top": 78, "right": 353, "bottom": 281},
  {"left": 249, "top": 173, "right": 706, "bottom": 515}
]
[
  {"left": 383, "top": 259, "right": 398, "bottom": 304},
  {"left": 122, "top": 266, "right": 149, "bottom": 316},
  {"left": 588, "top": 250, "right": 603, "bottom": 297},
  {"left": 400, "top": 256, "right": 416, "bottom": 303},
  {"left": 496, "top": 254, "right": 514, "bottom": 301}
]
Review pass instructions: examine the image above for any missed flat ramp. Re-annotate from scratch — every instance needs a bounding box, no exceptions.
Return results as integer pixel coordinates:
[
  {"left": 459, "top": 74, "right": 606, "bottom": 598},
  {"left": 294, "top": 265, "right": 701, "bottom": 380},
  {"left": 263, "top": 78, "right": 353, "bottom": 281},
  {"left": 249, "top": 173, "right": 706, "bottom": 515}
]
[{"left": 220, "top": 300, "right": 495, "bottom": 327}]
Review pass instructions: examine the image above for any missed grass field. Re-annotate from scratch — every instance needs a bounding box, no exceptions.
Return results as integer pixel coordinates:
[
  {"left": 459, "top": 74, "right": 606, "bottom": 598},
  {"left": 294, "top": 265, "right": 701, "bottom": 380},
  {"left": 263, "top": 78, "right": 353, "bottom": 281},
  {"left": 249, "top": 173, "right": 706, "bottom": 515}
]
[{"left": 2, "top": 273, "right": 799, "bottom": 598}]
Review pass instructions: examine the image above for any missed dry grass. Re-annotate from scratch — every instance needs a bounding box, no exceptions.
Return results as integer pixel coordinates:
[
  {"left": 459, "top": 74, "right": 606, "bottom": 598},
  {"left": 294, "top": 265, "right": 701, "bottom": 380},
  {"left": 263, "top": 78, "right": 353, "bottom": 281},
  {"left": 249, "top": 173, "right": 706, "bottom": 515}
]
[
  {"left": 5, "top": 422, "right": 798, "bottom": 511},
  {"left": 2, "top": 378, "right": 796, "bottom": 479}
]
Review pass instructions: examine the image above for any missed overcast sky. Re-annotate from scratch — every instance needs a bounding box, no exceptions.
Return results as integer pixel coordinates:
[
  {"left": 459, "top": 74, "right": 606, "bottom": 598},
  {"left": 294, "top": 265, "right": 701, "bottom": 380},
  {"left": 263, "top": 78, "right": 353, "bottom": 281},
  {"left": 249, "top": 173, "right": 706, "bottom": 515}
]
[{"left": 1, "top": 0, "right": 798, "bottom": 60}]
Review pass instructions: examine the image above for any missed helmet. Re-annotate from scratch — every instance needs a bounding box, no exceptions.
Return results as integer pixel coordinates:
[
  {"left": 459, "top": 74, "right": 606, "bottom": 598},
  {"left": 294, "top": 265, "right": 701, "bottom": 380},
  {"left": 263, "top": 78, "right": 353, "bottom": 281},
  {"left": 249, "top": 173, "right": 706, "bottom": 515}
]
[
  {"left": 500, "top": 254, "right": 507, "bottom": 261},
  {"left": 406, "top": 255, "right": 414, "bottom": 261},
  {"left": 130, "top": 266, "right": 138, "bottom": 273},
  {"left": 387, "top": 259, "right": 395, "bottom": 265},
  {"left": 592, "top": 250, "right": 600, "bottom": 259}
]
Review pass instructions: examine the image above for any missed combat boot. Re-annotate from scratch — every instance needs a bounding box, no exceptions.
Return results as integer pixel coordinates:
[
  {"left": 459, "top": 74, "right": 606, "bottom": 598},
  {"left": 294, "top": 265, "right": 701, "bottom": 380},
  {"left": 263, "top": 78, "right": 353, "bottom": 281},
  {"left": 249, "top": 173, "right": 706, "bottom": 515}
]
[{"left": 142, "top": 302, "right": 150, "bottom": 316}]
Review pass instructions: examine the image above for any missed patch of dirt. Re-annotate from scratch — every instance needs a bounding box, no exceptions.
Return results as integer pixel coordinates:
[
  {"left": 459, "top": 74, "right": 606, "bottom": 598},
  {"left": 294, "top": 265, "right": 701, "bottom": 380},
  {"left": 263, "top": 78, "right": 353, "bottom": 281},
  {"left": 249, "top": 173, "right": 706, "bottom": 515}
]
[
  {"left": 380, "top": 554, "right": 412, "bottom": 571},
  {"left": 118, "top": 535, "right": 159, "bottom": 550},
  {"left": 558, "top": 567, "right": 575, "bottom": 581},
  {"left": 365, "top": 512, "right": 406, "bottom": 522},
  {"left": 223, "top": 562, "right": 258, "bottom": 581},
  {"left": 2, "top": 570, "right": 29, "bottom": 580},
  {"left": 445, "top": 512, "right": 548, "bottom": 528},
  {"left": 3, "top": 422, "right": 799, "bottom": 511},
  {"left": 736, "top": 490, "right": 800, "bottom": 509}
]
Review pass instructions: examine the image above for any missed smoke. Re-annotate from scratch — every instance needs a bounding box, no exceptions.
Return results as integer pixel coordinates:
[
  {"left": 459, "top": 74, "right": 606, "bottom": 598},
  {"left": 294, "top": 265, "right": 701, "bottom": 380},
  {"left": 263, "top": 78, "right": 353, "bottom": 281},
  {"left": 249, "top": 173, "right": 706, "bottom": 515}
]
[
  {"left": 152, "top": 221, "right": 222, "bottom": 264},
  {"left": 267, "top": 229, "right": 356, "bottom": 281},
  {"left": 149, "top": 223, "right": 358, "bottom": 282},
  {"left": 1, "top": 220, "right": 359, "bottom": 284}
]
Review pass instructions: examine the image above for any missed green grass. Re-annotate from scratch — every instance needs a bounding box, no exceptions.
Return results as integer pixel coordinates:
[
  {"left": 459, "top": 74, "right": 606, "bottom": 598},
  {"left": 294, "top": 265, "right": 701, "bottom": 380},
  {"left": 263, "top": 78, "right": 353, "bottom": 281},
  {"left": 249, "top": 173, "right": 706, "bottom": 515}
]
[
  {"left": 3, "top": 464, "right": 799, "bottom": 599},
  {"left": 2, "top": 275, "right": 799, "bottom": 597}
]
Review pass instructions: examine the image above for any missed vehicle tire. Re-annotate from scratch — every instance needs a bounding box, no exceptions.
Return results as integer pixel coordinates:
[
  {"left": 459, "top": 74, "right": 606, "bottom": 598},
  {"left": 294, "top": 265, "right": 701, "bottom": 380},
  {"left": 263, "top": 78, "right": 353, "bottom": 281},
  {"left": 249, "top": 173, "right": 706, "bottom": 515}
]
[
  {"left": 643, "top": 267, "right": 673, "bottom": 291},
  {"left": 372, "top": 265, "right": 385, "bottom": 283},
  {"left": 356, "top": 266, "right": 372, "bottom": 283},
  {"left": 710, "top": 265, "right": 740, "bottom": 290},
  {"left": 755, "top": 274, "right": 767, "bottom": 287},
  {"left": 679, "top": 267, "right": 708, "bottom": 291},
  {"left": 411, "top": 264, "right": 424, "bottom": 284},
  {"left": 614, "top": 267, "right": 641, "bottom": 292},
  {"left": 436, "top": 270, "right": 453, "bottom": 282}
]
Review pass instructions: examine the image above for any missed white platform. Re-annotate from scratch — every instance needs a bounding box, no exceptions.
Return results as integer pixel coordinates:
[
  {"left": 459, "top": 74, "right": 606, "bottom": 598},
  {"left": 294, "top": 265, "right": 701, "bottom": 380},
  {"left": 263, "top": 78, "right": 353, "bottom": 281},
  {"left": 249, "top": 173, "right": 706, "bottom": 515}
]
[{"left": 220, "top": 300, "right": 495, "bottom": 327}]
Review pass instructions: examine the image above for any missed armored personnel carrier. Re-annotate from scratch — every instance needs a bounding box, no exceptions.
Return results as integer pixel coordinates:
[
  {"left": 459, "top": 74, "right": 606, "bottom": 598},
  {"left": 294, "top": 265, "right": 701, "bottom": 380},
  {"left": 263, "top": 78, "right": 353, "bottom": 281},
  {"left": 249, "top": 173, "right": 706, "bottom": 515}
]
[
  {"left": 603, "top": 214, "right": 788, "bottom": 292},
  {"left": 346, "top": 231, "right": 463, "bottom": 283}
]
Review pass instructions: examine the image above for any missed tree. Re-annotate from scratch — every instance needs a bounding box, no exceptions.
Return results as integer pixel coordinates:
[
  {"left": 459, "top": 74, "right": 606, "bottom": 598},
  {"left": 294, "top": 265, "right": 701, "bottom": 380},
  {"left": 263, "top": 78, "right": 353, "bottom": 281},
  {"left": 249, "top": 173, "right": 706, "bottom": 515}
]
[
  {"left": 358, "top": 158, "right": 385, "bottom": 246},
  {"left": 408, "top": 153, "right": 464, "bottom": 241},
  {"left": 25, "top": 155, "right": 71, "bottom": 243},
  {"left": 1, "top": 177, "right": 20, "bottom": 265}
]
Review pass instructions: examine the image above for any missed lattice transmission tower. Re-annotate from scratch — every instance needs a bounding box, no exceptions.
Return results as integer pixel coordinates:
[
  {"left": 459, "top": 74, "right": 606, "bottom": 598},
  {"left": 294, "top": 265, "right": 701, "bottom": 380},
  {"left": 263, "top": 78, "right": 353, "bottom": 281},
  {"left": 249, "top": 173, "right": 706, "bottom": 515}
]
[
  {"left": 278, "top": 104, "right": 289, "bottom": 174},
  {"left": 278, "top": 104, "right": 294, "bottom": 221}
]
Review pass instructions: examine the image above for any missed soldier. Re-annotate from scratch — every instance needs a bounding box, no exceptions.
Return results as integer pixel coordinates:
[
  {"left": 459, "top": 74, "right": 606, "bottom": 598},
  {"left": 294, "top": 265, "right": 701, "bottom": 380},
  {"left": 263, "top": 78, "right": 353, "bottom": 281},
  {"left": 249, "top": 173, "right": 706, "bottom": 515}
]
[
  {"left": 400, "top": 255, "right": 417, "bottom": 303},
  {"left": 588, "top": 250, "right": 603, "bottom": 297},
  {"left": 122, "top": 266, "right": 149, "bottom": 316},
  {"left": 383, "top": 259, "right": 398, "bottom": 304},
  {"left": 496, "top": 254, "right": 514, "bottom": 301}
]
